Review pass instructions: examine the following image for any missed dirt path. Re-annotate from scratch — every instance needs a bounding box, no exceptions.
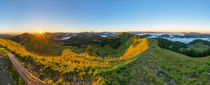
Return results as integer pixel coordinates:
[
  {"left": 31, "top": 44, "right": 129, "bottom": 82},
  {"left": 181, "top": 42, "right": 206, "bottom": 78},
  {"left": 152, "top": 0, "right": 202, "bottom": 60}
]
[
  {"left": 0, "top": 56, "right": 15, "bottom": 85},
  {"left": 7, "top": 54, "right": 46, "bottom": 85}
]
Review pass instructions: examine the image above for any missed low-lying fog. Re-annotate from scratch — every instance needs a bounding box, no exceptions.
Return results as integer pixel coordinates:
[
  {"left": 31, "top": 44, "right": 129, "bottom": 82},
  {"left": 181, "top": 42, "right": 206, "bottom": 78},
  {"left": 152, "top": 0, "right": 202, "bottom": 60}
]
[
  {"left": 164, "top": 38, "right": 210, "bottom": 44},
  {"left": 55, "top": 32, "right": 210, "bottom": 44}
]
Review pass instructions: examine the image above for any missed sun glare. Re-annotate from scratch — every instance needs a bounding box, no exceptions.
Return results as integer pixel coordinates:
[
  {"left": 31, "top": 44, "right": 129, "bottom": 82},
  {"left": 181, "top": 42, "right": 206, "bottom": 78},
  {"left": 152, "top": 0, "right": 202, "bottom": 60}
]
[{"left": 39, "top": 30, "right": 43, "bottom": 34}]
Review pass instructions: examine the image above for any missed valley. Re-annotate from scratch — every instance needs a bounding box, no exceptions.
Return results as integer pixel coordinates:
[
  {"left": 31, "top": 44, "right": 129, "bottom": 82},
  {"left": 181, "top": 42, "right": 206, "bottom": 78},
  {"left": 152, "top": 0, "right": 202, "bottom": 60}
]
[{"left": 0, "top": 32, "right": 209, "bottom": 85}]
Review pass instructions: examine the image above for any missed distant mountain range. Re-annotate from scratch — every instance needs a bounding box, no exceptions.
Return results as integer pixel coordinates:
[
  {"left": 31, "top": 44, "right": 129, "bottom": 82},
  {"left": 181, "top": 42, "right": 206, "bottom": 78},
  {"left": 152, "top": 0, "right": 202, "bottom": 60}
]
[
  {"left": 55, "top": 32, "right": 210, "bottom": 43},
  {"left": 1, "top": 32, "right": 210, "bottom": 44}
]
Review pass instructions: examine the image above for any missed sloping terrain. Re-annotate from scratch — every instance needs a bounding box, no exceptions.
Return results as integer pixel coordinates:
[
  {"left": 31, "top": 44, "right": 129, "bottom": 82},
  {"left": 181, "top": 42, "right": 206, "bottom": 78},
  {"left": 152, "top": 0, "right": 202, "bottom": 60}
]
[
  {"left": 95, "top": 39, "right": 209, "bottom": 85},
  {"left": 158, "top": 38, "right": 210, "bottom": 57},
  {"left": 128, "top": 39, "right": 210, "bottom": 84},
  {"left": 9, "top": 32, "right": 135, "bottom": 57},
  {"left": 0, "top": 34, "right": 209, "bottom": 85},
  {"left": 0, "top": 48, "right": 25, "bottom": 85},
  {"left": 91, "top": 33, "right": 135, "bottom": 57},
  {"left": 0, "top": 35, "right": 149, "bottom": 84}
]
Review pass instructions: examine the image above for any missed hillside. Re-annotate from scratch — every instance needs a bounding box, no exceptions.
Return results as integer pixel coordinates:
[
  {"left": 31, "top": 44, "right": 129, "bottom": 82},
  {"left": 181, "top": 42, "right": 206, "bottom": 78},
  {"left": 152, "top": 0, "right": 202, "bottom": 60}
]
[
  {"left": 10, "top": 32, "right": 135, "bottom": 57},
  {"left": 8, "top": 33, "right": 60, "bottom": 56},
  {"left": 188, "top": 39, "right": 210, "bottom": 49},
  {"left": 158, "top": 38, "right": 210, "bottom": 57},
  {"left": 0, "top": 34, "right": 209, "bottom": 85},
  {"left": 92, "top": 33, "right": 135, "bottom": 57},
  {"left": 129, "top": 39, "right": 210, "bottom": 85},
  {"left": 0, "top": 35, "right": 149, "bottom": 84},
  {"left": 10, "top": 33, "right": 32, "bottom": 43},
  {"left": 65, "top": 32, "right": 105, "bottom": 46}
]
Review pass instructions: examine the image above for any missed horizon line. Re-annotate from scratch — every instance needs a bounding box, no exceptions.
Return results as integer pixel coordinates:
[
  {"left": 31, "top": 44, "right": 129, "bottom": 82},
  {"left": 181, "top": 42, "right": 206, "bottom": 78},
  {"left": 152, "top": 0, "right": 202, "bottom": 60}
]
[{"left": 0, "top": 30, "right": 210, "bottom": 34}]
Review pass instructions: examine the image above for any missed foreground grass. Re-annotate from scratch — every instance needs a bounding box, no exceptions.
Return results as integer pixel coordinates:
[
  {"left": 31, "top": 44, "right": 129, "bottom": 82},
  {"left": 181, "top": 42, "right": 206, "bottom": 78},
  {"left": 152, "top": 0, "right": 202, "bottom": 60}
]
[
  {"left": 128, "top": 39, "right": 210, "bottom": 85},
  {"left": 91, "top": 39, "right": 210, "bottom": 85},
  {"left": 0, "top": 37, "right": 209, "bottom": 85},
  {"left": 0, "top": 36, "right": 148, "bottom": 84}
]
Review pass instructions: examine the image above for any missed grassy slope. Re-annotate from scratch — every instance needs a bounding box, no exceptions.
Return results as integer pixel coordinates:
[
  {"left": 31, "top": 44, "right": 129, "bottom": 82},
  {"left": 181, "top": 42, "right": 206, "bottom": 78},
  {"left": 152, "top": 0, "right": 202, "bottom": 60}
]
[
  {"left": 0, "top": 37, "right": 209, "bottom": 85},
  {"left": 0, "top": 37, "right": 149, "bottom": 84},
  {"left": 92, "top": 37, "right": 134, "bottom": 57},
  {"left": 188, "top": 40, "right": 210, "bottom": 51},
  {"left": 158, "top": 38, "right": 210, "bottom": 57},
  {"left": 128, "top": 39, "right": 210, "bottom": 85},
  {"left": 21, "top": 33, "right": 134, "bottom": 57}
]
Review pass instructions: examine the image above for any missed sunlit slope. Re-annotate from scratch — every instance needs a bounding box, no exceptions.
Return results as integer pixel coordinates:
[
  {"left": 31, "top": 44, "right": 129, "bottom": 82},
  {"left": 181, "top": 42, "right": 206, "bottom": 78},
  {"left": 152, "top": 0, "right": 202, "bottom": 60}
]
[
  {"left": 14, "top": 32, "right": 136, "bottom": 57},
  {"left": 21, "top": 33, "right": 60, "bottom": 56},
  {"left": 0, "top": 36, "right": 149, "bottom": 84},
  {"left": 1, "top": 37, "right": 209, "bottom": 85},
  {"left": 9, "top": 33, "right": 63, "bottom": 56},
  {"left": 121, "top": 36, "right": 148, "bottom": 59},
  {"left": 0, "top": 38, "right": 31, "bottom": 55}
]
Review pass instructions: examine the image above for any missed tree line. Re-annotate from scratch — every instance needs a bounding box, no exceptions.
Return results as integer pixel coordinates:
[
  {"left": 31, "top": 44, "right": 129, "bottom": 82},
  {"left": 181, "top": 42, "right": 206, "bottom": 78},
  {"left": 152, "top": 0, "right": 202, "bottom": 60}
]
[{"left": 158, "top": 38, "right": 210, "bottom": 57}]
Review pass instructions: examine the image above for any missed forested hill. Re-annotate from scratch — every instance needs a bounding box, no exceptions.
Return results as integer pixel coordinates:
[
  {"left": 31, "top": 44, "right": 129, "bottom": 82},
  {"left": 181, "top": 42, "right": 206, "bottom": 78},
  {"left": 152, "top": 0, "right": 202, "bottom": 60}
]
[{"left": 158, "top": 38, "right": 210, "bottom": 57}]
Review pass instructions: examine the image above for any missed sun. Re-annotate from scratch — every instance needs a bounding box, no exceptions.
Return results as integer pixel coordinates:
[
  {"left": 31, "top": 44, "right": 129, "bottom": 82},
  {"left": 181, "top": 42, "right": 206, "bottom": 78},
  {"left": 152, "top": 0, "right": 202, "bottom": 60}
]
[{"left": 39, "top": 30, "right": 43, "bottom": 34}]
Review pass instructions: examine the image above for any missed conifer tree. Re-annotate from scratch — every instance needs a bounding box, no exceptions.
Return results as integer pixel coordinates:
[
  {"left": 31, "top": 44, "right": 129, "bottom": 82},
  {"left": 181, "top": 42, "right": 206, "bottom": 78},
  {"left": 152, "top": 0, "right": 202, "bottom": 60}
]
[
  {"left": 86, "top": 45, "right": 93, "bottom": 55},
  {"left": 94, "top": 48, "right": 100, "bottom": 55}
]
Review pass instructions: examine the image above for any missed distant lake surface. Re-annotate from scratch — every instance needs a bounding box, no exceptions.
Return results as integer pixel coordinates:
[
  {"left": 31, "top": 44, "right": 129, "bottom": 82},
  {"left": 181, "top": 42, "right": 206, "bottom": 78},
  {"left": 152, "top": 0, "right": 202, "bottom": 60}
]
[
  {"left": 59, "top": 36, "right": 71, "bottom": 40},
  {"left": 165, "top": 38, "right": 210, "bottom": 44}
]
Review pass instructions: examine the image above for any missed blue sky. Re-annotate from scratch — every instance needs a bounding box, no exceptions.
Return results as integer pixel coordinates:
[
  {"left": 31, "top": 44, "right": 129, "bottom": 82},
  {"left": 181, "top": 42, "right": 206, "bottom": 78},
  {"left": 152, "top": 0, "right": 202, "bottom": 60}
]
[{"left": 0, "top": 0, "right": 210, "bottom": 33}]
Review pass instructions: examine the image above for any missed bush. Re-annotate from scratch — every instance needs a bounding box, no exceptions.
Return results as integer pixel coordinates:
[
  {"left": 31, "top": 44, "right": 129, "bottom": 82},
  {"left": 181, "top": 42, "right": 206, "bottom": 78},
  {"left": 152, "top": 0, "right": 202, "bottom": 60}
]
[{"left": 86, "top": 45, "right": 93, "bottom": 55}]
